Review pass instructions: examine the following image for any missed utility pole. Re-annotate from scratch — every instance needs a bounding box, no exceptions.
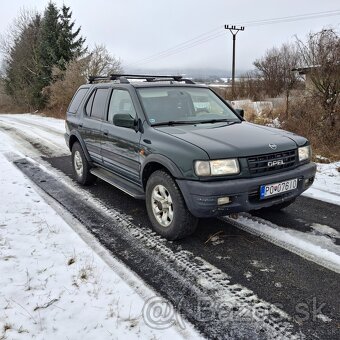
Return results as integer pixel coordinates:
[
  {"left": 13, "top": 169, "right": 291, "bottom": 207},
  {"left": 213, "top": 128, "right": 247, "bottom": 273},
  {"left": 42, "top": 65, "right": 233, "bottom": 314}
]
[{"left": 224, "top": 25, "right": 245, "bottom": 98}]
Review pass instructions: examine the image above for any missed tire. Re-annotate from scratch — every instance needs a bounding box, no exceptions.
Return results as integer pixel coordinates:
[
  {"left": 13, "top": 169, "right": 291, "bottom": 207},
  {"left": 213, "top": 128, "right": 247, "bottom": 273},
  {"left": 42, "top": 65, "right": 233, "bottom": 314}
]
[
  {"left": 145, "top": 170, "right": 198, "bottom": 240},
  {"left": 265, "top": 199, "right": 295, "bottom": 211},
  {"left": 71, "top": 142, "right": 96, "bottom": 186}
]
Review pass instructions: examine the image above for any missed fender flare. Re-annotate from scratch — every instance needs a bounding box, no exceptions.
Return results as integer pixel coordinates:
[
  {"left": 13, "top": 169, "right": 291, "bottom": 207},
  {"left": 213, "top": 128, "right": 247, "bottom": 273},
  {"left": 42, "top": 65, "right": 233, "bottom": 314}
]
[
  {"left": 141, "top": 154, "right": 183, "bottom": 179},
  {"left": 69, "top": 131, "right": 92, "bottom": 164}
]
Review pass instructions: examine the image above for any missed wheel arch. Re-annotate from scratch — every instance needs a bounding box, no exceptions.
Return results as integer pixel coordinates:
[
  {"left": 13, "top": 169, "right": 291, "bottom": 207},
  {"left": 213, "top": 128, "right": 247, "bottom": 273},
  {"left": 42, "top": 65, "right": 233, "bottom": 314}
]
[
  {"left": 141, "top": 155, "right": 183, "bottom": 190},
  {"left": 69, "top": 131, "right": 92, "bottom": 164}
]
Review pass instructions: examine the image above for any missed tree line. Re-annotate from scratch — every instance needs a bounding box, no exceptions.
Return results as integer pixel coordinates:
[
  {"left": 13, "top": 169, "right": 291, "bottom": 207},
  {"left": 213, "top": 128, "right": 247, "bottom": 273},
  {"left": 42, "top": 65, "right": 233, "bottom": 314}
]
[
  {"left": 218, "top": 28, "right": 339, "bottom": 159},
  {"left": 226, "top": 28, "right": 339, "bottom": 126},
  {"left": 0, "top": 3, "right": 121, "bottom": 114}
]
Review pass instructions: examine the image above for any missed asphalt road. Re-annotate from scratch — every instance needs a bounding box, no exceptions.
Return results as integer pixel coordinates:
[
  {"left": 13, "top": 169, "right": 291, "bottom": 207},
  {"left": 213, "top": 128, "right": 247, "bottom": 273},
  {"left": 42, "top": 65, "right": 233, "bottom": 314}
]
[{"left": 19, "top": 154, "right": 337, "bottom": 340}]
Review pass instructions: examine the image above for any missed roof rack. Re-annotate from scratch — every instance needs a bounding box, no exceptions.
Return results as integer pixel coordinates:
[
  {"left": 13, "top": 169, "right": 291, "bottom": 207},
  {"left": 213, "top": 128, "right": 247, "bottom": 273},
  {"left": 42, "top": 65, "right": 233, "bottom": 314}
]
[
  {"left": 88, "top": 74, "right": 195, "bottom": 84},
  {"left": 88, "top": 75, "right": 118, "bottom": 84}
]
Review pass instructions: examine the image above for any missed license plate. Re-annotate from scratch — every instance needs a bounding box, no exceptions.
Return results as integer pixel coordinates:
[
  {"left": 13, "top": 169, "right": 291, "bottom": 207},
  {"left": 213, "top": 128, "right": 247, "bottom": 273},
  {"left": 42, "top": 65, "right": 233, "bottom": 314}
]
[{"left": 260, "top": 178, "right": 298, "bottom": 199}]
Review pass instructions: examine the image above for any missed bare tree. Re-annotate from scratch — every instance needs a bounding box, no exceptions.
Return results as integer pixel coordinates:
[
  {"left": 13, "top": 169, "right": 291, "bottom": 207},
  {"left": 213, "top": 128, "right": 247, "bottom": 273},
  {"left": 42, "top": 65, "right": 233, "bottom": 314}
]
[
  {"left": 0, "top": 8, "right": 36, "bottom": 56},
  {"left": 254, "top": 47, "right": 284, "bottom": 98},
  {"left": 296, "top": 29, "right": 340, "bottom": 127},
  {"left": 45, "top": 56, "right": 90, "bottom": 115},
  {"left": 45, "top": 45, "right": 123, "bottom": 115},
  {"left": 254, "top": 43, "right": 300, "bottom": 115},
  {"left": 239, "top": 70, "right": 264, "bottom": 101},
  {"left": 280, "top": 43, "right": 301, "bottom": 115},
  {"left": 85, "top": 44, "right": 122, "bottom": 76}
]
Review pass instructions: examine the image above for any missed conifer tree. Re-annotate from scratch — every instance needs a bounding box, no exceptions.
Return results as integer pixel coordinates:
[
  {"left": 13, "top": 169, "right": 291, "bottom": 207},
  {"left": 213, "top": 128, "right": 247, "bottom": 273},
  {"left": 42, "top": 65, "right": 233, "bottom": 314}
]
[
  {"left": 39, "top": 2, "right": 60, "bottom": 84},
  {"left": 4, "top": 14, "right": 45, "bottom": 108},
  {"left": 1, "top": 2, "right": 86, "bottom": 109},
  {"left": 57, "top": 5, "right": 86, "bottom": 69}
]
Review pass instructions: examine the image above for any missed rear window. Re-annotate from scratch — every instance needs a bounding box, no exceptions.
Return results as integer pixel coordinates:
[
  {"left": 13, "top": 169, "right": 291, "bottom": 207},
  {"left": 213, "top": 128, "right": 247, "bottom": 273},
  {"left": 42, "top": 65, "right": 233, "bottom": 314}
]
[
  {"left": 91, "top": 88, "right": 109, "bottom": 120},
  {"left": 68, "top": 88, "right": 88, "bottom": 113}
]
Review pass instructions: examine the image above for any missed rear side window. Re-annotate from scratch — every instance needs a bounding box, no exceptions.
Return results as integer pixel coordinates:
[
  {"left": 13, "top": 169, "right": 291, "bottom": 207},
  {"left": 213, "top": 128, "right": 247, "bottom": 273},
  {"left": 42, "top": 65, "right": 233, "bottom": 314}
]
[
  {"left": 68, "top": 88, "right": 88, "bottom": 113},
  {"left": 90, "top": 88, "right": 109, "bottom": 120},
  {"left": 85, "top": 90, "right": 95, "bottom": 115}
]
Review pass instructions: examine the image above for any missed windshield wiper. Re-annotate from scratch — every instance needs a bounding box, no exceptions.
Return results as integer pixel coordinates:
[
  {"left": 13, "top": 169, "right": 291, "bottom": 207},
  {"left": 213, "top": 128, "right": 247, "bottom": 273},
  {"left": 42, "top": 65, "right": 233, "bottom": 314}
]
[
  {"left": 196, "top": 119, "right": 232, "bottom": 124},
  {"left": 151, "top": 119, "right": 241, "bottom": 127},
  {"left": 151, "top": 120, "right": 201, "bottom": 127},
  {"left": 196, "top": 119, "right": 242, "bottom": 126}
]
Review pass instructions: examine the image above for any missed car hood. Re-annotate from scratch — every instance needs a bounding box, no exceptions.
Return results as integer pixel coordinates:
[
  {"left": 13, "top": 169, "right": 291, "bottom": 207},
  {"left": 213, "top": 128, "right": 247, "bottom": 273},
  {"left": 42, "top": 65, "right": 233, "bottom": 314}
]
[{"left": 155, "top": 122, "right": 307, "bottom": 159}]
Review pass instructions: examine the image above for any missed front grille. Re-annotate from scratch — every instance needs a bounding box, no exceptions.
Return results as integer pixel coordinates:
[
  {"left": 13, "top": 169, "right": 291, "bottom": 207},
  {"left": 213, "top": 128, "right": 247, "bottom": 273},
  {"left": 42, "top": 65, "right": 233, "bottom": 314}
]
[{"left": 247, "top": 149, "right": 297, "bottom": 175}]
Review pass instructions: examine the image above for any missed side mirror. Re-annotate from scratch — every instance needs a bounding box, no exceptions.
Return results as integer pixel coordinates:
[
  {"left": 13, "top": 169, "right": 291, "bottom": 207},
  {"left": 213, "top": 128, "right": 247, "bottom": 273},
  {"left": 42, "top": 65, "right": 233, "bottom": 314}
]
[
  {"left": 235, "top": 109, "right": 244, "bottom": 118},
  {"left": 113, "top": 113, "right": 137, "bottom": 129}
]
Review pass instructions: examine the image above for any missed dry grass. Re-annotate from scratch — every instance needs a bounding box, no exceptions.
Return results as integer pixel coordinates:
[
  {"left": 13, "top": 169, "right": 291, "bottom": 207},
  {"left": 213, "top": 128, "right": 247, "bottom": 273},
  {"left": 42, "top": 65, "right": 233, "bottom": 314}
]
[
  {"left": 68, "top": 257, "right": 76, "bottom": 266},
  {"left": 43, "top": 108, "right": 66, "bottom": 119},
  {"left": 281, "top": 96, "right": 340, "bottom": 161},
  {"left": 245, "top": 95, "right": 340, "bottom": 161}
]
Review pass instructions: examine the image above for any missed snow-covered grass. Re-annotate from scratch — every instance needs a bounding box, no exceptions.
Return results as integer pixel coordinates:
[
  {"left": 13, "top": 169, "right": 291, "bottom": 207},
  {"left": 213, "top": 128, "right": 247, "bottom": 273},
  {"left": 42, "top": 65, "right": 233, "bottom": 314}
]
[
  {"left": 303, "top": 161, "right": 340, "bottom": 206},
  {"left": 0, "top": 135, "right": 199, "bottom": 339},
  {"left": 0, "top": 114, "right": 67, "bottom": 157},
  {"left": 0, "top": 113, "right": 65, "bottom": 133}
]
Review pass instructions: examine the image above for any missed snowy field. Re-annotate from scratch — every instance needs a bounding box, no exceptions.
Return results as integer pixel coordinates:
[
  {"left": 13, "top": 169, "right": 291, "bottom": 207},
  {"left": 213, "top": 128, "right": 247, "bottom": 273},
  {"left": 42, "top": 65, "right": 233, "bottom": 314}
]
[
  {"left": 302, "top": 161, "right": 340, "bottom": 206},
  {"left": 0, "top": 118, "right": 200, "bottom": 339},
  {"left": 0, "top": 113, "right": 339, "bottom": 339}
]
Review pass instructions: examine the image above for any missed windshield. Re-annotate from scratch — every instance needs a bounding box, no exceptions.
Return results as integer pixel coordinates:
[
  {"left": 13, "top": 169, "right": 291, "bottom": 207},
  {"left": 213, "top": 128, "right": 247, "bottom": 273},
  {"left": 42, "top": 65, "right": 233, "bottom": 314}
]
[{"left": 137, "top": 87, "right": 241, "bottom": 125}]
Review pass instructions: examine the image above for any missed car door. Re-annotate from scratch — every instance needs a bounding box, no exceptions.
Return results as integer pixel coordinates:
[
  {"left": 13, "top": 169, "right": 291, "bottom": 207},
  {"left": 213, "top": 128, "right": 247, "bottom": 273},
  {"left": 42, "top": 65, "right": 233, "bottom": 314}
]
[
  {"left": 101, "top": 88, "right": 142, "bottom": 185},
  {"left": 81, "top": 87, "right": 110, "bottom": 164}
]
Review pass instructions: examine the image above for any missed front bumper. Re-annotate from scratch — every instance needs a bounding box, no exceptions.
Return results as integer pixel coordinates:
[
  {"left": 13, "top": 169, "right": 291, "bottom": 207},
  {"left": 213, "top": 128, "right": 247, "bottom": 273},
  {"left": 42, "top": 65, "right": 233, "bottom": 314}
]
[{"left": 176, "top": 162, "right": 316, "bottom": 218}]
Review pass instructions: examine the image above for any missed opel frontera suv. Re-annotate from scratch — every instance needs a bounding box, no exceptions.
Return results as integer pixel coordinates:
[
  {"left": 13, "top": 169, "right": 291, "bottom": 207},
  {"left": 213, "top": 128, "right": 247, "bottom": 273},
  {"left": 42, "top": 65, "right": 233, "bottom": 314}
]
[{"left": 65, "top": 74, "right": 316, "bottom": 240}]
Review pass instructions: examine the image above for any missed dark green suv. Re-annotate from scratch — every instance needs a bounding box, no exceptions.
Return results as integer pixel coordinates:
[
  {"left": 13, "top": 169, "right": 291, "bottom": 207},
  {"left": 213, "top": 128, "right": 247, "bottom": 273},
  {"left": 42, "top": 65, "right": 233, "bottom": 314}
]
[{"left": 65, "top": 74, "right": 316, "bottom": 240}]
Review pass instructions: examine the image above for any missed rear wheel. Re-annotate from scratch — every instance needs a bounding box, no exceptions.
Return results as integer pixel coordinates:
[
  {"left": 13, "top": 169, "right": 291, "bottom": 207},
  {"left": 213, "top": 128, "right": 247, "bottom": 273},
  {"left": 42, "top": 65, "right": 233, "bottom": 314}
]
[
  {"left": 146, "top": 170, "right": 198, "bottom": 240},
  {"left": 71, "top": 142, "right": 96, "bottom": 185}
]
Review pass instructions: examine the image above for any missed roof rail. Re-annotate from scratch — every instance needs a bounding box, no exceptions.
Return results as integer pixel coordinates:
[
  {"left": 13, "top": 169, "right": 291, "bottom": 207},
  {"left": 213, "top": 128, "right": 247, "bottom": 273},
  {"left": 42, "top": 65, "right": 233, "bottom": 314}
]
[
  {"left": 88, "top": 75, "right": 116, "bottom": 84},
  {"left": 88, "top": 74, "right": 195, "bottom": 84}
]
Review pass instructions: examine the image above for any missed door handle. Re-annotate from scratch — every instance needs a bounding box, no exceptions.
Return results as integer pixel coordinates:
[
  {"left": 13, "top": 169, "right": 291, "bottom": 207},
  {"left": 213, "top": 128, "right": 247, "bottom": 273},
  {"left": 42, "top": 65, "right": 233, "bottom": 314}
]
[
  {"left": 103, "top": 129, "right": 108, "bottom": 136},
  {"left": 78, "top": 123, "right": 83, "bottom": 128}
]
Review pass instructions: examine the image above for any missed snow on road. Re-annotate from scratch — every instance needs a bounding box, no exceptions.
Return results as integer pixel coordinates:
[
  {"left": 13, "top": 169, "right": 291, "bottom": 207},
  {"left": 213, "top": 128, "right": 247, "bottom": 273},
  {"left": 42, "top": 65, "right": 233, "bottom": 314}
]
[
  {"left": 223, "top": 214, "right": 340, "bottom": 274},
  {"left": 0, "top": 130, "right": 199, "bottom": 339},
  {"left": 0, "top": 114, "right": 68, "bottom": 158}
]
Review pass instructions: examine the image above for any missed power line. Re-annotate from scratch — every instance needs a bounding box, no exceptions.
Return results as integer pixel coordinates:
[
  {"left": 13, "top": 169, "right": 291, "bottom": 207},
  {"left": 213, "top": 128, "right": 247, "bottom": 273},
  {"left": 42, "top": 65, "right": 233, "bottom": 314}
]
[
  {"left": 125, "top": 9, "right": 340, "bottom": 68},
  {"left": 126, "top": 26, "right": 223, "bottom": 67},
  {"left": 237, "top": 9, "right": 340, "bottom": 26},
  {"left": 127, "top": 31, "right": 225, "bottom": 67}
]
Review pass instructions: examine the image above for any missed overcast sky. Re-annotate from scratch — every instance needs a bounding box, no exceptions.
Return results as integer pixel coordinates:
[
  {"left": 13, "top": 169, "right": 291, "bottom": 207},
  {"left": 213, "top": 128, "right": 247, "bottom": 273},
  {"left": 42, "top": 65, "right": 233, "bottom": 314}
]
[{"left": 0, "top": 0, "right": 339, "bottom": 75}]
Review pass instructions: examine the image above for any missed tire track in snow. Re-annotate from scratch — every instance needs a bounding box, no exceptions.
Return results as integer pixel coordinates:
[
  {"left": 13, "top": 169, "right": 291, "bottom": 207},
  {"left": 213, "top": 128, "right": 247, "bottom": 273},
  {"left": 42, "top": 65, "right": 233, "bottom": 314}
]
[
  {"left": 13, "top": 156, "right": 303, "bottom": 340},
  {"left": 222, "top": 214, "right": 340, "bottom": 274},
  {"left": 0, "top": 121, "right": 67, "bottom": 157}
]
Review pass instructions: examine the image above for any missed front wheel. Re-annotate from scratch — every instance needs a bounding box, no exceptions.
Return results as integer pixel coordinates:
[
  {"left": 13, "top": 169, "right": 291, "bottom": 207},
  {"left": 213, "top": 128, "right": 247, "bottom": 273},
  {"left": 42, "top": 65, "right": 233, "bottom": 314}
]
[{"left": 145, "top": 170, "right": 198, "bottom": 240}]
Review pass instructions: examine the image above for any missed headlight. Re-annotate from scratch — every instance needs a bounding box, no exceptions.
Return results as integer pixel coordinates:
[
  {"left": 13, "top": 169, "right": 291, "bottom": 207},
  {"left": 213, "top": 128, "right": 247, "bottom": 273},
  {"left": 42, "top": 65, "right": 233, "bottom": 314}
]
[
  {"left": 194, "top": 159, "right": 239, "bottom": 176},
  {"left": 298, "top": 145, "right": 311, "bottom": 162}
]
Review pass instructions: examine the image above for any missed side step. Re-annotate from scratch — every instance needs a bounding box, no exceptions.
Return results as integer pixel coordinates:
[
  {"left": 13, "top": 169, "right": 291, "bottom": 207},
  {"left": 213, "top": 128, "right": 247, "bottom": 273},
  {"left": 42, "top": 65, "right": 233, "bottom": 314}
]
[{"left": 90, "top": 167, "right": 145, "bottom": 199}]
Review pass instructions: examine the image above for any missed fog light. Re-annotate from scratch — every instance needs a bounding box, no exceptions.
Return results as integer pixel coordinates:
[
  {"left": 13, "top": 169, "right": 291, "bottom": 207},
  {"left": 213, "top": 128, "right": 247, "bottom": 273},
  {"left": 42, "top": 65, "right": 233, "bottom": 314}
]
[
  {"left": 304, "top": 177, "right": 314, "bottom": 187},
  {"left": 217, "top": 197, "right": 230, "bottom": 205}
]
